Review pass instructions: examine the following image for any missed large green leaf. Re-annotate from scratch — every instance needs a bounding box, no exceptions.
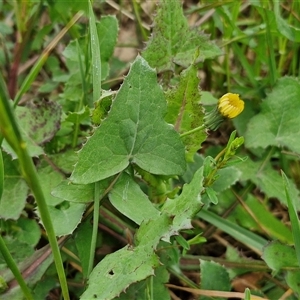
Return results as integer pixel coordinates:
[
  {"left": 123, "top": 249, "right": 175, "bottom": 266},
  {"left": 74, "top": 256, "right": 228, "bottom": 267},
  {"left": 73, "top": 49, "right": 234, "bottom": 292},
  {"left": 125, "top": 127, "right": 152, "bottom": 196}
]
[
  {"left": 71, "top": 56, "right": 186, "bottom": 184},
  {"left": 81, "top": 167, "right": 204, "bottom": 299},
  {"left": 142, "top": 0, "right": 222, "bottom": 72},
  {"left": 165, "top": 64, "right": 206, "bottom": 161},
  {"left": 245, "top": 77, "right": 300, "bottom": 153},
  {"left": 80, "top": 216, "right": 168, "bottom": 300}
]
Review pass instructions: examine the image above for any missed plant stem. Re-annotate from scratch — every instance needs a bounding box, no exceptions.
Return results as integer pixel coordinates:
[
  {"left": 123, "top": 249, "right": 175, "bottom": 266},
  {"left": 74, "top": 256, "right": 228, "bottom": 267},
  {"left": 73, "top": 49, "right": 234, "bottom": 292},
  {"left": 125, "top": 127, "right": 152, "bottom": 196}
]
[
  {"left": 87, "top": 182, "right": 101, "bottom": 276},
  {"left": 132, "top": 0, "right": 148, "bottom": 43},
  {"left": 0, "top": 75, "right": 70, "bottom": 300},
  {"left": 180, "top": 124, "right": 205, "bottom": 138},
  {"left": 0, "top": 149, "right": 3, "bottom": 200},
  {"left": 0, "top": 236, "right": 33, "bottom": 300}
]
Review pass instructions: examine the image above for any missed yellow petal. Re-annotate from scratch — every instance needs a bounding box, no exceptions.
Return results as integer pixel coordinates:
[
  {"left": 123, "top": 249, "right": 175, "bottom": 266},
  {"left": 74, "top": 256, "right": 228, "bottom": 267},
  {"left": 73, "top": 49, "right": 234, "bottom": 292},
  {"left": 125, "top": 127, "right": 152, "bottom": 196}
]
[{"left": 218, "top": 93, "right": 244, "bottom": 118}]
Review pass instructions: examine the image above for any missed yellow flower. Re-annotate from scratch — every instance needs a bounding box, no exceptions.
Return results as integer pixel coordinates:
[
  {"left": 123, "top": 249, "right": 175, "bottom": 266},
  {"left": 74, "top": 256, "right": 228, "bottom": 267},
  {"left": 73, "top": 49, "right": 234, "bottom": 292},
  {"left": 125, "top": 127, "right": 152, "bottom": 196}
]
[
  {"left": 218, "top": 93, "right": 244, "bottom": 119},
  {"left": 204, "top": 93, "right": 244, "bottom": 131}
]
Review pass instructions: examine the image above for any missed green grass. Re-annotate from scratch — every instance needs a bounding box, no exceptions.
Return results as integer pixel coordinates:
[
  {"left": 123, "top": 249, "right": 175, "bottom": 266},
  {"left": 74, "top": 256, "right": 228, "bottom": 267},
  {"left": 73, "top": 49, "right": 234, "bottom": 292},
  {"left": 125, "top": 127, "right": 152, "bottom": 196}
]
[{"left": 0, "top": 1, "right": 300, "bottom": 299}]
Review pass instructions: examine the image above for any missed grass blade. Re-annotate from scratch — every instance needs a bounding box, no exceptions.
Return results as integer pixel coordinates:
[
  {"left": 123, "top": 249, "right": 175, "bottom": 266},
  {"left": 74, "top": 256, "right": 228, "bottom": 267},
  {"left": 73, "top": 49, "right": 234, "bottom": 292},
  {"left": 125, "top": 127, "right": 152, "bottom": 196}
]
[
  {"left": 0, "top": 73, "right": 70, "bottom": 300},
  {"left": 282, "top": 171, "right": 300, "bottom": 267},
  {"left": 198, "top": 209, "right": 268, "bottom": 255},
  {"left": 89, "top": 0, "right": 101, "bottom": 102}
]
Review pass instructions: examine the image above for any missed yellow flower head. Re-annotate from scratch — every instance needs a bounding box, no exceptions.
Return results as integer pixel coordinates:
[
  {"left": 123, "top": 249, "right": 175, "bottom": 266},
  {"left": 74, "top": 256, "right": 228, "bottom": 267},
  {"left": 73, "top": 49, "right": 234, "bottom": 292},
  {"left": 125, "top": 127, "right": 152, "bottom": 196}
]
[
  {"left": 204, "top": 93, "right": 245, "bottom": 131},
  {"left": 218, "top": 93, "right": 244, "bottom": 119}
]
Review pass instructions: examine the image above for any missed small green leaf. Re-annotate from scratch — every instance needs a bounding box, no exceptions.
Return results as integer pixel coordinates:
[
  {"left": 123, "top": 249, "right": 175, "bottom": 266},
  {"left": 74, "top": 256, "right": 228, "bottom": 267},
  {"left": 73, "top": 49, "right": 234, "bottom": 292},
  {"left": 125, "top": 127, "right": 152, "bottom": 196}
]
[
  {"left": 205, "top": 186, "right": 218, "bottom": 204},
  {"left": 0, "top": 153, "right": 28, "bottom": 220},
  {"left": 38, "top": 166, "right": 65, "bottom": 206},
  {"left": 65, "top": 106, "right": 90, "bottom": 124},
  {"left": 97, "top": 16, "right": 119, "bottom": 80},
  {"left": 142, "top": 0, "right": 222, "bottom": 72},
  {"left": 200, "top": 259, "right": 231, "bottom": 300},
  {"left": 161, "top": 166, "right": 204, "bottom": 240},
  {"left": 51, "top": 181, "right": 94, "bottom": 203},
  {"left": 0, "top": 276, "right": 8, "bottom": 293},
  {"left": 262, "top": 241, "right": 298, "bottom": 272},
  {"left": 109, "top": 173, "right": 160, "bottom": 225},
  {"left": 187, "top": 234, "right": 206, "bottom": 246},
  {"left": 91, "top": 91, "right": 115, "bottom": 125},
  {"left": 47, "top": 202, "right": 86, "bottom": 237},
  {"left": 71, "top": 56, "right": 186, "bottom": 184},
  {"left": 245, "top": 77, "right": 300, "bottom": 153},
  {"left": 15, "top": 218, "right": 41, "bottom": 247},
  {"left": 175, "top": 235, "right": 190, "bottom": 251},
  {"left": 212, "top": 167, "right": 242, "bottom": 193}
]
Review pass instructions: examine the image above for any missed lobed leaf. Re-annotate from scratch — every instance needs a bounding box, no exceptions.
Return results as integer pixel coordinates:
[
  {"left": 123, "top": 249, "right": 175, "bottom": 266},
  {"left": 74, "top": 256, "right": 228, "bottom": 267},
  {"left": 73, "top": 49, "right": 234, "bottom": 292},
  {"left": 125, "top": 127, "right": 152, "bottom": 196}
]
[
  {"left": 142, "top": 0, "right": 222, "bottom": 72},
  {"left": 165, "top": 64, "right": 207, "bottom": 161},
  {"left": 81, "top": 167, "right": 204, "bottom": 299}
]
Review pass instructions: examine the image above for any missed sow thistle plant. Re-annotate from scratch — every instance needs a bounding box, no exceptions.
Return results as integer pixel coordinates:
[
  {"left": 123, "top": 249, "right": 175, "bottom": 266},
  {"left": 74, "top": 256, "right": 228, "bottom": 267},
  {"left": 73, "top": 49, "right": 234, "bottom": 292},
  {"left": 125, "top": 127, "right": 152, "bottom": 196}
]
[
  {"left": 0, "top": 0, "right": 254, "bottom": 299},
  {"left": 204, "top": 93, "right": 245, "bottom": 131}
]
